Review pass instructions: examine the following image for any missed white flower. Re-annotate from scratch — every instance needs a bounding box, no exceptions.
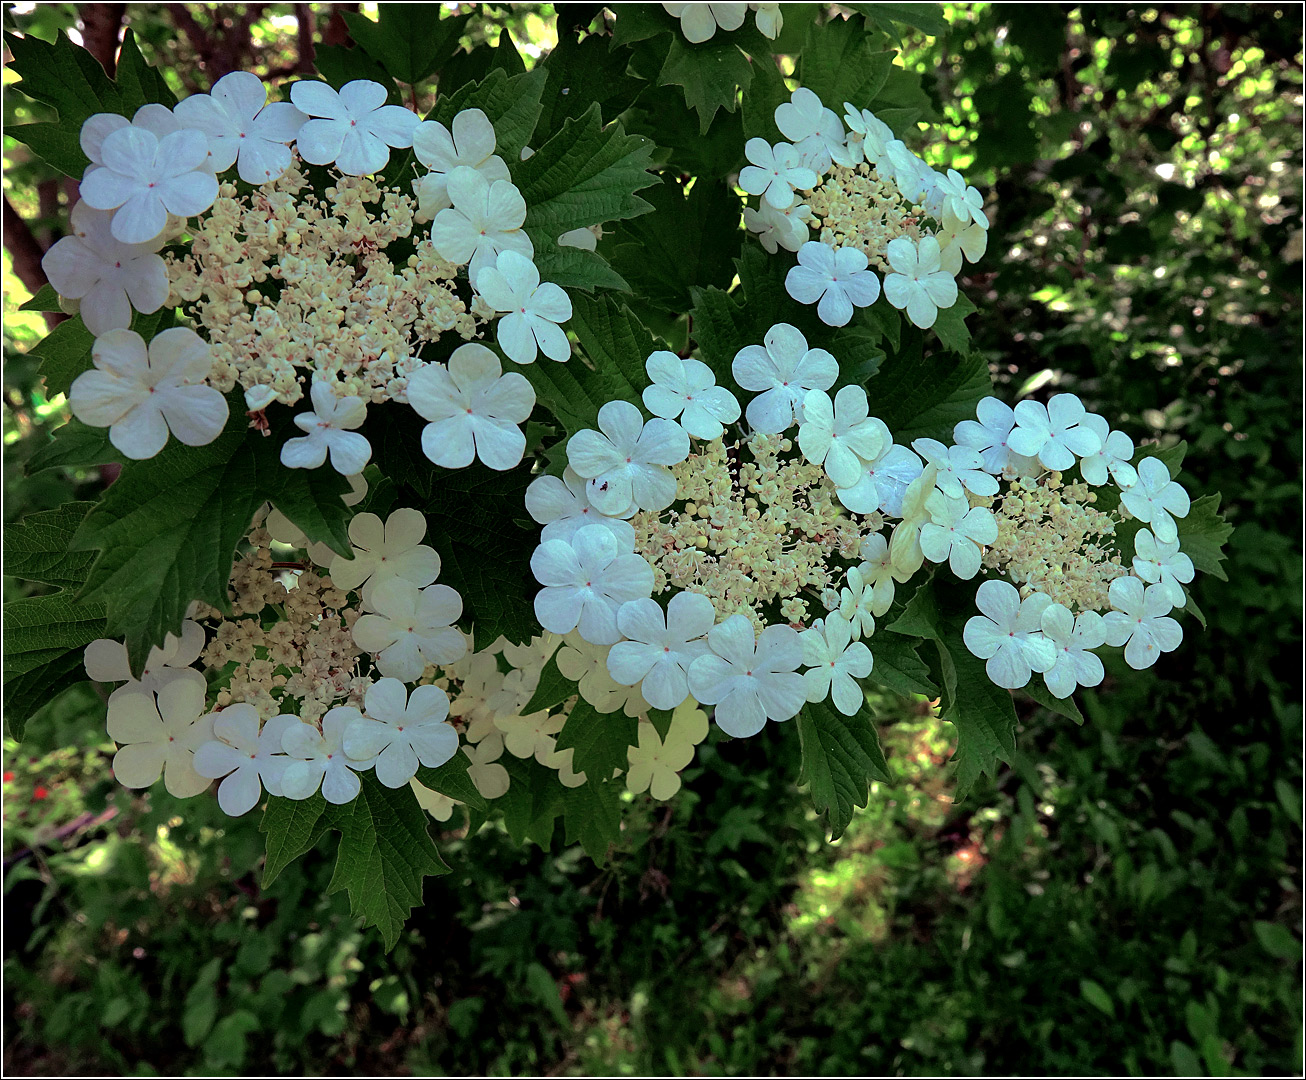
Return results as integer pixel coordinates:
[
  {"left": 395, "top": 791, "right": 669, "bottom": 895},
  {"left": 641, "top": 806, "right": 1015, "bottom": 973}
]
[
  {"left": 856, "top": 532, "right": 910, "bottom": 616},
  {"left": 449, "top": 651, "right": 506, "bottom": 742},
  {"left": 342, "top": 679, "right": 458, "bottom": 788},
  {"left": 887, "top": 464, "right": 938, "bottom": 576},
  {"left": 280, "top": 379, "right": 371, "bottom": 475},
  {"left": 431, "top": 166, "right": 533, "bottom": 283},
  {"left": 351, "top": 578, "right": 467, "bottom": 681},
  {"left": 749, "top": 2, "right": 783, "bottom": 39},
  {"left": 556, "top": 634, "right": 648, "bottom": 716},
  {"left": 937, "top": 210, "right": 989, "bottom": 272},
  {"left": 173, "top": 71, "right": 306, "bottom": 185},
  {"left": 835, "top": 423, "right": 923, "bottom": 516},
  {"left": 743, "top": 200, "right": 811, "bottom": 253},
  {"left": 911, "top": 437, "right": 999, "bottom": 498},
  {"left": 1120, "top": 457, "right": 1190, "bottom": 544},
  {"left": 1102, "top": 576, "right": 1183, "bottom": 670},
  {"left": 70, "top": 327, "right": 228, "bottom": 460},
  {"left": 642, "top": 351, "right": 740, "bottom": 440},
  {"left": 281, "top": 707, "right": 374, "bottom": 804},
  {"left": 79, "top": 126, "right": 218, "bottom": 243},
  {"left": 842, "top": 104, "right": 894, "bottom": 166},
  {"left": 106, "top": 681, "right": 214, "bottom": 798},
  {"left": 738, "top": 138, "right": 818, "bottom": 211},
  {"left": 798, "top": 386, "right": 885, "bottom": 488},
  {"left": 502, "top": 632, "right": 562, "bottom": 673},
  {"left": 801, "top": 614, "right": 873, "bottom": 716},
  {"left": 1077, "top": 413, "right": 1139, "bottom": 488},
  {"left": 962, "top": 580, "right": 1057, "bottom": 690},
  {"left": 934, "top": 169, "right": 988, "bottom": 229},
  {"left": 290, "top": 79, "right": 417, "bottom": 176},
  {"left": 530, "top": 523, "right": 654, "bottom": 645},
  {"left": 952, "top": 396, "right": 1039, "bottom": 478},
  {"left": 882, "top": 236, "right": 958, "bottom": 329},
  {"left": 1039, "top": 604, "right": 1106, "bottom": 699},
  {"left": 84, "top": 620, "right": 206, "bottom": 703},
  {"left": 606, "top": 592, "right": 716, "bottom": 710},
  {"left": 1006, "top": 394, "right": 1102, "bottom": 472},
  {"left": 731, "top": 322, "right": 838, "bottom": 434},
  {"left": 463, "top": 736, "right": 510, "bottom": 799},
  {"left": 406, "top": 342, "right": 535, "bottom": 470},
  {"left": 410, "top": 778, "right": 459, "bottom": 821},
  {"left": 785, "top": 241, "right": 881, "bottom": 327},
  {"left": 328, "top": 507, "right": 441, "bottom": 604},
  {"left": 411, "top": 107, "right": 510, "bottom": 220},
  {"left": 496, "top": 708, "right": 565, "bottom": 763},
  {"left": 774, "top": 87, "right": 853, "bottom": 172},
  {"left": 837, "top": 566, "right": 877, "bottom": 640},
  {"left": 41, "top": 202, "right": 168, "bottom": 335},
  {"left": 557, "top": 226, "right": 599, "bottom": 250},
  {"left": 626, "top": 700, "right": 709, "bottom": 800},
  {"left": 193, "top": 708, "right": 298, "bottom": 816},
  {"left": 662, "top": 2, "right": 746, "bottom": 43},
  {"left": 474, "top": 250, "right": 572, "bottom": 364},
  {"left": 80, "top": 105, "right": 181, "bottom": 178},
  {"left": 1132, "top": 528, "right": 1195, "bottom": 609},
  {"left": 566, "top": 399, "right": 690, "bottom": 514},
  {"left": 687, "top": 615, "right": 806, "bottom": 738},
  {"left": 920, "top": 490, "right": 997, "bottom": 580},
  {"left": 524, "top": 468, "right": 637, "bottom": 548}
]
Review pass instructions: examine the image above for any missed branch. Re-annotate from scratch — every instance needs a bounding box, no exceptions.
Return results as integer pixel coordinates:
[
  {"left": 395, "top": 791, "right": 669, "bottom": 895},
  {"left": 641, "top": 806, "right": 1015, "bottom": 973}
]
[{"left": 77, "top": 2, "right": 125, "bottom": 77}]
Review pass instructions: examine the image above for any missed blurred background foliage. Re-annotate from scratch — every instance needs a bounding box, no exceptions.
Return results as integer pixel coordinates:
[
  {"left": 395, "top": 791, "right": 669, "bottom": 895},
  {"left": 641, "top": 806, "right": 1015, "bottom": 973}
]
[{"left": 2, "top": 2, "right": 1301, "bottom": 1075}]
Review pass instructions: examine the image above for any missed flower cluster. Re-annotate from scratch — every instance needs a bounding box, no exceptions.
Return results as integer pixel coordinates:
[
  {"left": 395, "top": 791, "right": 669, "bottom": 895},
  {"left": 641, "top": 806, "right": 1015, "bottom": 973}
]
[
  {"left": 742, "top": 88, "right": 988, "bottom": 328},
  {"left": 661, "top": 3, "right": 783, "bottom": 44}
]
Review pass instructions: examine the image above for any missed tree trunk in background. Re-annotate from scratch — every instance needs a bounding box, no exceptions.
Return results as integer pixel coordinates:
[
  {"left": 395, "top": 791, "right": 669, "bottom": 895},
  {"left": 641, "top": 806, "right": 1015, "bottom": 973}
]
[{"left": 79, "top": 3, "right": 125, "bottom": 76}]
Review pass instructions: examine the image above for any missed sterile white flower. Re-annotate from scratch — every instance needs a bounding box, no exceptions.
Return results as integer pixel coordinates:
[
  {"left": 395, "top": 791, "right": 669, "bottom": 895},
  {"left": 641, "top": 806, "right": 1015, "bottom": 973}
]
[
  {"left": 474, "top": 250, "right": 572, "bottom": 364},
  {"left": 328, "top": 507, "right": 441, "bottom": 604},
  {"left": 937, "top": 208, "right": 989, "bottom": 269},
  {"left": 953, "top": 397, "right": 1039, "bottom": 478},
  {"left": 351, "top": 578, "right": 467, "bottom": 680},
  {"left": 798, "top": 386, "right": 885, "bottom": 488},
  {"left": 642, "top": 351, "right": 740, "bottom": 440},
  {"left": 625, "top": 700, "right": 709, "bottom": 800},
  {"left": 557, "top": 227, "right": 599, "bottom": 250},
  {"left": 801, "top": 614, "right": 873, "bottom": 715},
  {"left": 1077, "top": 413, "right": 1139, "bottom": 488},
  {"left": 882, "top": 236, "right": 958, "bottom": 329},
  {"left": 750, "top": 2, "right": 783, "bottom": 38},
  {"left": 411, "top": 107, "right": 510, "bottom": 220},
  {"left": 842, "top": 103, "right": 894, "bottom": 166},
  {"left": 920, "top": 490, "right": 998, "bottom": 580},
  {"left": 911, "top": 437, "right": 1000, "bottom": 498},
  {"left": 80, "top": 105, "right": 182, "bottom": 178},
  {"left": 774, "top": 87, "right": 853, "bottom": 172},
  {"left": 406, "top": 342, "right": 535, "bottom": 470},
  {"left": 84, "top": 620, "right": 207, "bottom": 703},
  {"left": 739, "top": 138, "right": 818, "bottom": 211},
  {"left": 281, "top": 706, "right": 374, "bottom": 803},
  {"left": 785, "top": 241, "right": 881, "bottom": 327},
  {"left": 79, "top": 126, "right": 218, "bottom": 243},
  {"left": 1006, "top": 394, "right": 1102, "bottom": 472},
  {"left": 525, "top": 468, "right": 637, "bottom": 548},
  {"left": 933, "top": 168, "right": 989, "bottom": 229},
  {"left": 342, "top": 679, "right": 458, "bottom": 788},
  {"left": 963, "top": 580, "right": 1057, "bottom": 689},
  {"left": 495, "top": 709, "right": 564, "bottom": 763},
  {"left": 290, "top": 79, "right": 417, "bottom": 176},
  {"left": 662, "top": 2, "right": 747, "bottom": 44},
  {"left": 837, "top": 566, "right": 877, "bottom": 640},
  {"left": 732, "top": 322, "right": 838, "bottom": 434},
  {"left": 410, "top": 778, "right": 459, "bottom": 821},
  {"left": 70, "top": 327, "right": 228, "bottom": 460},
  {"left": 888, "top": 464, "right": 938, "bottom": 576},
  {"left": 1039, "top": 604, "right": 1106, "bottom": 699},
  {"left": 1102, "top": 576, "right": 1183, "bottom": 670},
  {"left": 193, "top": 708, "right": 298, "bottom": 816},
  {"left": 502, "top": 632, "right": 563, "bottom": 673},
  {"left": 530, "top": 524, "right": 655, "bottom": 645},
  {"left": 857, "top": 532, "right": 911, "bottom": 616},
  {"left": 688, "top": 615, "right": 806, "bottom": 738},
  {"left": 280, "top": 379, "right": 372, "bottom": 475},
  {"left": 173, "top": 70, "right": 306, "bottom": 184},
  {"left": 606, "top": 592, "right": 716, "bottom": 710},
  {"left": 835, "top": 422, "right": 923, "bottom": 516},
  {"left": 41, "top": 202, "right": 168, "bottom": 335},
  {"left": 1131, "top": 528, "right": 1195, "bottom": 608},
  {"left": 431, "top": 166, "right": 533, "bottom": 283},
  {"left": 566, "top": 400, "right": 690, "bottom": 514},
  {"left": 743, "top": 200, "right": 811, "bottom": 253},
  {"left": 1120, "top": 456, "right": 1190, "bottom": 544},
  {"left": 463, "top": 736, "right": 510, "bottom": 799},
  {"left": 556, "top": 633, "right": 649, "bottom": 716},
  {"left": 106, "top": 680, "right": 214, "bottom": 798}
]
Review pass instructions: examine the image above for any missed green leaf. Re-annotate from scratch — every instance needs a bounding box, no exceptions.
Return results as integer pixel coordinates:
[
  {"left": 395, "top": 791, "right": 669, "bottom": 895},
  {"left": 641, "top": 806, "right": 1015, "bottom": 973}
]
[
  {"left": 869, "top": 326, "right": 992, "bottom": 444},
  {"left": 534, "top": 33, "right": 646, "bottom": 140},
  {"left": 742, "top": 49, "right": 791, "bottom": 143},
  {"left": 851, "top": 3, "right": 949, "bottom": 41},
  {"left": 12, "top": 122, "right": 87, "bottom": 177},
  {"left": 4, "top": 28, "right": 121, "bottom": 128},
  {"left": 29, "top": 315, "right": 94, "bottom": 399},
  {"left": 499, "top": 756, "right": 563, "bottom": 847},
  {"left": 610, "top": 4, "right": 676, "bottom": 47},
  {"left": 561, "top": 778, "right": 624, "bottom": 863},
  {"left": 260, "top": 793, "right": 329, "bottom": 887},
  {"left": 1175, "top": 494, "right": 1233, "bottom": 582},
  {"left": 1079, "top": 979, "right": 1116, "bottom": 1017},
  {"left": 657, "top": 33, "right": 754, "bottom": 134},
  {"left": 797, "top": 697, "right": 891, "bottom": 841},
  {"left": 182, "top": 958, "right": 223, "bottom": 1048},
  {"left": 321, "top": 772, "right": 450, "bottom": 950},
  {"left": 414, "top": 755, "right": 487, "bottom": 812},
  {"left": 866, "top": 632, "right": 938, "bottom": 698},
  {"left": 428, "top": 67, "right": 546, "bottom": 163},
  {"left": 19, "top": 284, "right": 62, "bottom": 313},
  {"left": 554, "top": 698, "right": 637, "bottom": 779},
  {"left": 3, "top": 502, "right": 96, "bottom": 589},
  {"left": 2, "top": 592, "right": 108, "bottom": 734},
  {"left": 70, "top": 405, "right": 352, "bottom": 673},
  {"left": 1022, "top": 678, "right": 1085, "bottom": 724},
  {"left": 113, "top": 28, "right": 177, "bottom": 112},
  {"left": 1253, "top": 920, "right": 1300, "bottom": 961},
  {"left": 930, "top": 293, "right": 976, "bottom": 356},
  {"left": 520, "top": 650, "right": 576, "bottom": 716},
  {"left": 26, "top": 419, "right": 123, "bottom": 474},
  {"left": 567, "top": 292, "right": 658, "bottom": 403},
  {"left": 311, "top": 44, "right": 400, "bottom": 102},
  {"left": 342, "top": 5, "right": 472, "bottom": 85},
  {"left": 799, "top": 19, "right": 895, "bottom": 109}
]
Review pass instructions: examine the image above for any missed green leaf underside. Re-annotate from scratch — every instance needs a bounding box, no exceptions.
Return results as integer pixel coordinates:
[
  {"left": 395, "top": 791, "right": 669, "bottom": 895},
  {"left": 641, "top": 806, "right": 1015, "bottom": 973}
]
[{"left": 797, "top": 697, "right": 892, "bottom": 841}]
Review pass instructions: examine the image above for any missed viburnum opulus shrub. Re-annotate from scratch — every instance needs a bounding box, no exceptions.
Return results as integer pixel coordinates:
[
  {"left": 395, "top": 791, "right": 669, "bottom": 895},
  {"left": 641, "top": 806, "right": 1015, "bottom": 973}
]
[{"left": 4, "top": 5, "right": 1232, "bottom": 948}]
